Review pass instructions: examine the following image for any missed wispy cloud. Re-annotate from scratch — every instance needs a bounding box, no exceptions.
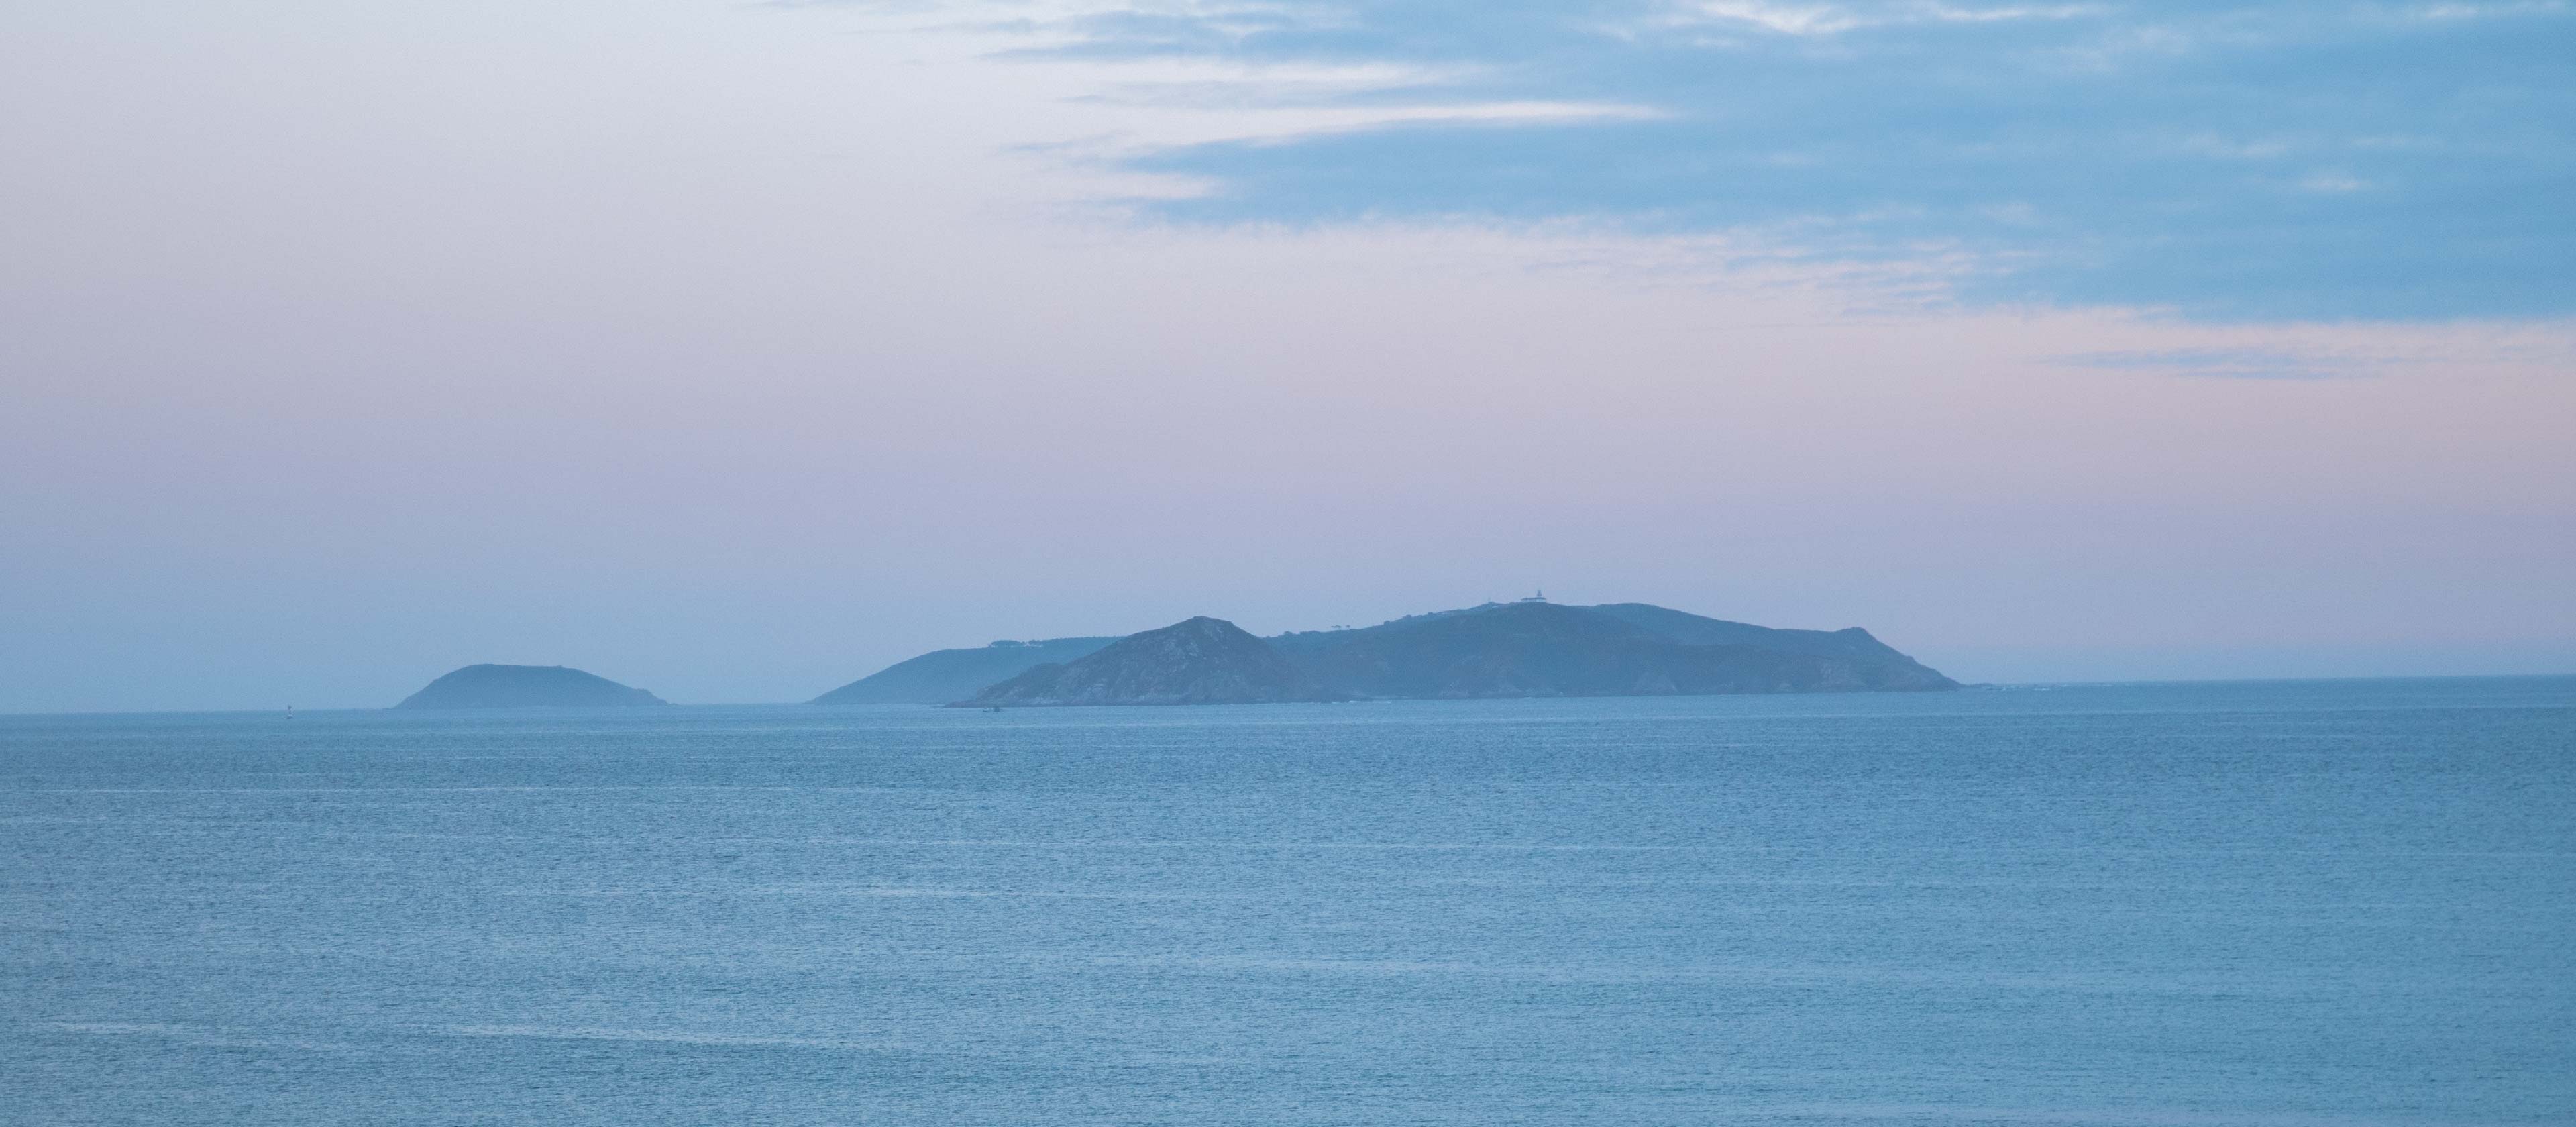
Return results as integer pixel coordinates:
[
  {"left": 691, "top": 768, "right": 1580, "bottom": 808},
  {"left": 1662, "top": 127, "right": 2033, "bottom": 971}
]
[
  {"left": 2059, "top": 347, "right": 2363, "bottom": 379},
  {"left": 2407, "top": 1, "right": 2570, "bottom": 22},
  {"left": 1665, "top": 1, "right": 2102, "bottom": 36},
  {"left": 839, "top": 1, "right": 2576, "bottom": 321}
]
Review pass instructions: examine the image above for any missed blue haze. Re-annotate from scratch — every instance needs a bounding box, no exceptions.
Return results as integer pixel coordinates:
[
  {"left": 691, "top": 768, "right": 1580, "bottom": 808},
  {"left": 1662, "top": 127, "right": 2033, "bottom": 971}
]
[
  {"left": 5, "top": 678, "right": 2573, "bottom": 1124},
  {"left": 1041, "top": 1, "right": 2576, "bottom": 319}
]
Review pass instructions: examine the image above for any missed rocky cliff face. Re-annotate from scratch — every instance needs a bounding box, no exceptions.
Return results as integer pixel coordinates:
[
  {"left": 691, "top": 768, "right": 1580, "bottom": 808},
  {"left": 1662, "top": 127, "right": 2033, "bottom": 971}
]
[
  {"left": 959, "top": 618, "right": 1340, "bottom": 706},
  {"left": 394, "top": 665, "right": 667, "bottom": 709}
]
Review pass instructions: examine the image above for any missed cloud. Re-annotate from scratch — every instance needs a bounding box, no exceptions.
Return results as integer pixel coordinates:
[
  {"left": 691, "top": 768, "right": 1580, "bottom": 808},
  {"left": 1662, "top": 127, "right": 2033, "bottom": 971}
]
[
  {"left": 1666, "top": 1, "right": 2102, "bottom": 37},
  {"left": 867, "top": 0, "right": 2576, "bottom": 321},
  {"left": 2058, "top": 347, "right": 2360, "bottom": 379},
  {"left": 2408, "top": 1, "right": 2571, "bottom": 22}
]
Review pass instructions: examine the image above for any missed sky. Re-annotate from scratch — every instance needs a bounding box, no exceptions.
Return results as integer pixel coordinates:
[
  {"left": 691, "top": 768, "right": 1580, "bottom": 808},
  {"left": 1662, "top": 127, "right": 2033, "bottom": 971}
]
[{"left": 2, "top": 0, "right": 2571, "bottom": 712}]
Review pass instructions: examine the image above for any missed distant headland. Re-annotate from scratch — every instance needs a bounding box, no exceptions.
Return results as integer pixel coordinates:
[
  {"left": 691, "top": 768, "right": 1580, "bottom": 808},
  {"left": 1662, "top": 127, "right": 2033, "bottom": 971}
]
[
  {"left": 810, "top": 636, "right": 1120, "bottom": 706},
  {"left": 969, "top": 616, "right": 1342, "bottom": 706},
  {"left": 395, "top": 665, "right": 667, "bottom": 710},
  {"left": 811, "top": 598, "right": 1957, "bottom": 708}
]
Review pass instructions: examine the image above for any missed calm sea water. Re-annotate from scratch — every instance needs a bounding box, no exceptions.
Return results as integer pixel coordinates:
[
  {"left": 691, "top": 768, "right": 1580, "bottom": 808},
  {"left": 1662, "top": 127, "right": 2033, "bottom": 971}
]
[{"left": 4, "top": 680, "right": 2571, "bottom": 1126}]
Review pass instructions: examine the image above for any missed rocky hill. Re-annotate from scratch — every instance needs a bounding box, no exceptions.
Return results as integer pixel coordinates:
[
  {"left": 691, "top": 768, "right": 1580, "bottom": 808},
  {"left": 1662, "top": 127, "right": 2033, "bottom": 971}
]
[
  {"left": 1277, "top": 601, "right": 1955, "bottom": 698},
  {"left": 1583, "top": 602, "right": 1943, "bottom": 669},
  {"left": 812, "top": 637, "right": 1119, "bottom": 705},
  {"left": 394, "top": 665, "right": 667, "bottom": 709},
  {"left": 834, "top": 599, "right": 1955, "bottom": 707},
  {"left": 959, "top": 618, "right": 1340, "bottom": 706}
]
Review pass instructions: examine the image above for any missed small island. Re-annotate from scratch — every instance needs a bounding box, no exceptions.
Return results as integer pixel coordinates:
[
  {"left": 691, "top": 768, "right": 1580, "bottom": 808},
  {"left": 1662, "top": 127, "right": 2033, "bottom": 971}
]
[{"left": 394, "top": 664, "right": 668, "bottom": 710}]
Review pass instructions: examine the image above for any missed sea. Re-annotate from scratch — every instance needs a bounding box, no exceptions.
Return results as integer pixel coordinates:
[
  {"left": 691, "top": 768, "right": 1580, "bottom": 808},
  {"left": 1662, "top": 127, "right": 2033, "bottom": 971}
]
[{"left": 3, "top": 678, "right": 2571, "bottom": 1126}]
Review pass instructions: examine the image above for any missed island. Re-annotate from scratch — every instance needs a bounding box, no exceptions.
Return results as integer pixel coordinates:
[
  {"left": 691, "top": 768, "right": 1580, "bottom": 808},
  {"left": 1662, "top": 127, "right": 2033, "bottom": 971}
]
[
  {"left": 961, "top": 617, "right": 1342, "bottom": 707},
  {"left": 811, "top": 636, "right": 1118, "bottom": 705},
  {"left": 394, "top": 664, "right": 668, "bottom": 709},
  {"left": 1275, "top": 600, "right": 1956, "bottom": 698},
  {"left": 814, "top": 598, "right": 1959, "bottom": 708}
]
